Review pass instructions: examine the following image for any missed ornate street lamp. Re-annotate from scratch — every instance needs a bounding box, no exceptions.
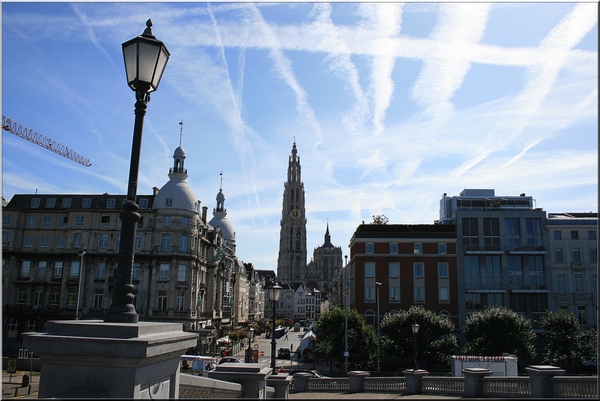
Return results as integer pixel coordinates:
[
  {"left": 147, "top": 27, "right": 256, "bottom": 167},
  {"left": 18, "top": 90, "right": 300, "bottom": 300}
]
[
  {"left": 267, "top": 282, "right": 282, "bottom": 375},
  {"left": 411, "top": 322, "right": 420, "bottom": 371},
  {"left": 245, "top": 326, "right": 254, "bottom": 363},
  {"left": 104, "top": 20, "right": 170, "bottom": 323},
  {"left": 75, "top": 250, "right": 86, "bottom": 320}
]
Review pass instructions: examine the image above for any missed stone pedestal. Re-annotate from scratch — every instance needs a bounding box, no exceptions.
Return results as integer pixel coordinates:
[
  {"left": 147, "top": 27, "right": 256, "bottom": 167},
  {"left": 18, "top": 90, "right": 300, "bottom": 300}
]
[
  {"left": 291, "top": 372, "right": 312, "bottom": 392},
  {"left": 525, "top": 365, "right": 565, "bottom": 398},
  {"left": 22, "top": 320, "right": 197, "bottom": 399},
  {"left": 403, "top": 369, "right": 428, "bottom": 394},
  {"left": 462, "top": 367, "right": 492, "bottom": 398},
  {"left": 348, "top": 370, "right": 370, "bottom": 393},
  {"left": 267, "top": 372, "right": 293, "bottom": 398},
  {"left": 209, "top": 362, "right": 272, "bottom": 398}
]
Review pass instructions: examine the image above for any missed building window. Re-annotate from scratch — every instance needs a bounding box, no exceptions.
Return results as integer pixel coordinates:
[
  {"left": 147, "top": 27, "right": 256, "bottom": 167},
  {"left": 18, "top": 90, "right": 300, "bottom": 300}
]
[
  {"left": 485, "top": 255, "right": 501, "bottom": 289},
  {"left": 577, "top": 305, "right": 587, "bottom": 325},
  {"left": 177, "top": 290, "right": 185, "bottom": 312},
  {"left": 590, "top": 247, "right": 597, "bottom": 263},
  {"left": 165, "top": 198, "right": 173, "bottom": 207},
  {"left": 182, "top": 217, "right": 189, "bottom": 227},
  {"left": 556, "top": 273, "right": 566, "bottom": 292},
  {"left": 161, "top": 234, "right": 171, "bottom": 251},
  {"left": 2, "top": 213, "right": 10, "bottom": 226},
  {"left": 389, "top": 263, "right": 400, "bottom": 302},
  {"left": 43, "top": 216, "right": 52, "bottom": 227},
  {"left": 505, "top": 218, "right": 521, "bottom": 250},
  {"left": 33, "top": 287, "right": 43, "bottom": 309},
  {"left": 40, "top": 236, "right": 49, "bottom": 248},
  {"left": 483, "top": 218, "right": 500, "bottom": 250},
  {"left": 364, "top": 262, "right": 375, "bottom": 302},
  {"left": 573, "top": 273, "right": 584, "bottom": 292},
  {"left": 135, "top": 234, "right": 142, "bottom": 250},
  {"left": 50, "top": 291, "right": 60, "bottom": 305},
  {"left": 75, "top": 215, "right": 84, "bottom": 226},
  {"left": 66, "top": 290, "right": 76, "bottom": 307},
  {"left": 525, "top": 218, "right": 542, "bottom": 248},
  {"left": 24, "top": 236, "right": 34, "bottom": 248},
  {"left": 159, "top": 263, "right": 170, "bottom": 281},
  {"left": 365, "top": 243, "right": 374, "bottom": 254},
  {"left": 465, "top": 293, "right": 482, "bottom": 314},
  {"left": 487, "top": 293, "right": 502, "bottom": 307},
  {"left": 100, "top": 216, "right": 110, "bottom": 227},
  {"left": 132, "top": 264, "right": 140, "bottom": 281},
  {"left": 99, "top": 234, "right": 108, "bottom": 249},
  {"left": 27, "top": 216, "right": 36, "bottom": 228},
  {"left": 462, "top": 217, "right": 479, "bottom": 251},
  {"left": 56, "top": 236, "right": 66, "bottom": 248},
  {"left": 139, "top": 198, "right": 149, "bottom": 209},
  {"left": 73, "top": 233, "right": 82, "bottom": 248},
  {"left": 571, "top": 231, "right": 579, "bottom": 240},
  {"left": 528, "top": 255, "right": 544, "bottom": 288},
  {"left": 70, "top": 261, "right": 80, "bottom": 277},
  {"left": 413, "top": 262, "right": 425, "bottom": 303},
  {"left": 390, "top": 243, "right": 398, "bottom": 254},
  {"left": 438, "top": 243, "right": 447, "bottom": 254},
  {"left": 572, "top": 247, "right": 581, "bottom": 263},
  {"left": 180, "top": 235, "right": 189, "bottom": 252},
  {"left": 2, "top": 231, "right": 7, "bottom": 246},
  {"left": 46, "top": 198, "right": 56, "bottom": 208},
  {"left": 96, "top": 263, "right": 106, "bottom": 279},
  {"left": 588, "top": 230, "right": 597, "bottom": 240},
  {"left": 553, "top": 230, "right": 562, "bottom": 240},
  {"left": 592, "top": 274, "right": 598, "bottom": 292},
  {"left": 93, "top": 290, "right": 103, "bottom": 309},
  {"left": 158, "top": 290, "right": 168, "bottom": 311},
  {"left": 82, "top": 198, "right": 92, "bottom": 208},
  {"left": 59, "top": 216, "right": 68, "bottom": 228},
  {"left": 53, "top": 262, "right": 63, "bottom": 278},
  {"left": 106, "top": 199, "right": 116, "bottom": 209},
  {"left": 178, "top": 265, "right": 187, "bottom": 281},
  {"left": 21, "top": 261, "right": 31, "bottom": 278},
  {"left": 554, "top": 247, "right": 564, "bottom": 263},
  {"left": 438, "top": 263, "right": 450, "bottom": 303},
  {"left": 37, "top": 261, "right": 47, "bottom": 279},
  {"left": 31, "top": 198, "right": 41, "bottom": 208},
  {"left": 163, "top": 216, "right": 172, "bottom": 226},
  {"left": 17, "top": 288, "right": 27, "bottom": 304},
  {"left": 464, "top": 256, "right": 480, "bottom": 290},
  {"left": 414, "top": 243, "right": 422, "bottom": 254},
  {"left": 61, "top": 198, "right": 72, "bottom": 208}
]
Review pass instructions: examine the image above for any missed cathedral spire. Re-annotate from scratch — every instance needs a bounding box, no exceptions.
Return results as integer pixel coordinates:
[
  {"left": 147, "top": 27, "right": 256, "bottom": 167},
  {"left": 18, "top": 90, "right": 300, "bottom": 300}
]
[{"left": 287, "top": 140, "right": 301, "bottom": 182}]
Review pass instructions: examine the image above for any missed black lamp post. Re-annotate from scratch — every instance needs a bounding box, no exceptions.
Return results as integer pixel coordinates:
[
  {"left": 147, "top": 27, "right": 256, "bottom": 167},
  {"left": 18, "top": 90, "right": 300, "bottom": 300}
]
[
  {"left": 411, "top": 322, "right": 420, "bottom": 371},
  {"left": 104, "top": 20, "right": 170, "bottom": 323},
  {"left": 245, "top": 326, "right": 254, "bottom": 363},
  {"left": 267, "top": 282, "right": 282, "bottom": 375}
]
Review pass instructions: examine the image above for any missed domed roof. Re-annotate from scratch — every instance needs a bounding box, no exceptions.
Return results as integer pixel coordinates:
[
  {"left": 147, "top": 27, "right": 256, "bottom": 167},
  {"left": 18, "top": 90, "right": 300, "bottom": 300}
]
[
  {"left": 174, "top": 146, "right": 185, "bottom": 158},
  {"left": 153, "top": 178, "right": 198, "bottom": 212},
  {"left": 209, "top": 215, "right": 236, "bottom": 241}
]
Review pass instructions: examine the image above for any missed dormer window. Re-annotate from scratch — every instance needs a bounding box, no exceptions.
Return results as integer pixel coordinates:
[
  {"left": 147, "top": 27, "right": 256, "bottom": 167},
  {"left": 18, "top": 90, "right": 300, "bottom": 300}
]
[
  {"left": 139, "top": 199, "right": 149, "bottom": 209},
  {"left": 106, "top": 199, "right": 116, "bottom": 209},
  {"left": 165, "top": 198, "right": 173, "bottom": 207}
]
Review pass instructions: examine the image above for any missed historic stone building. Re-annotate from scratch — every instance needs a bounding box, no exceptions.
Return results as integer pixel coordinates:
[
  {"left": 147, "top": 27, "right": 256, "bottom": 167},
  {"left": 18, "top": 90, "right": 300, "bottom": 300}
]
[
  {"left": 2, "top": 144, "right": 261, "bottom": 356},
  {"left": 276, "top": 142, "right": 342, "bottom": 296}
]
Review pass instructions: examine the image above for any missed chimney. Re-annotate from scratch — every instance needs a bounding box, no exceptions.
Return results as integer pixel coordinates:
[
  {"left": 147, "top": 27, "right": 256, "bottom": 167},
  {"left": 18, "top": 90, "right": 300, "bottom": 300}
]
[
  {"left": 202, "top": 206, "right": 208, "bottom": 223},
  {"left": 153, "top": 187, "right": 160, "bottom": 196}
]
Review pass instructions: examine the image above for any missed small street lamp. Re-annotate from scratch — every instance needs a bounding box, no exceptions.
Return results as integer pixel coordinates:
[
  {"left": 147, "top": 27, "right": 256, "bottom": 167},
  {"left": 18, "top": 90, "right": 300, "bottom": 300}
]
[
  {"left": 411, "top": 322, "right": 420, "bottom": 371},
  {"left": 104, "top": 20, "right": 169, "bottom": 323},
  {"left": 267, "top": 282, "right": 282, "bottom": 375},
  {"left": 75, "top": 250, "right": 85, "bottom": 320},
  {"left": 245, "top": 326, "right": 254, "bottom": 363}
]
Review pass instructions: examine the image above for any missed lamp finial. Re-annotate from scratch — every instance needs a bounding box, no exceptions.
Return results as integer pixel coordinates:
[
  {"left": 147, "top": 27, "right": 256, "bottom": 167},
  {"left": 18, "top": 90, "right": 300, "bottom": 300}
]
[{"left": 142, "top": 19, "right": 155, "bottom": 38}]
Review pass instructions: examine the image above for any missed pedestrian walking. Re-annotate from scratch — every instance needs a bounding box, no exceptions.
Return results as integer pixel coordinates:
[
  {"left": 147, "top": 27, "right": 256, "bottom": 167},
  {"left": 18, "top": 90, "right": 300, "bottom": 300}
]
[{"left": 284, "top": 333, "right": 288, "bottom": 340}]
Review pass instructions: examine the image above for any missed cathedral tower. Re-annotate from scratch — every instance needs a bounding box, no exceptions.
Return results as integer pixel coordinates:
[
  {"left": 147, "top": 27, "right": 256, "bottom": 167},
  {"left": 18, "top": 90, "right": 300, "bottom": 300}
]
[{"left": 277, "top": 141, "right": 307, "bottom": 283}]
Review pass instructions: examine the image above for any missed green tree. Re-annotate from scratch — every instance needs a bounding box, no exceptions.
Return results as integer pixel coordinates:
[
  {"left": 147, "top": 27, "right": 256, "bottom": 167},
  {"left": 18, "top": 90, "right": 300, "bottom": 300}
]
[
  {"left": 380, "top": 306, "right": 458, "bottom": 369},
  {"left": 371, "top": 214, "right": 389, "bottom": 225},
  {"left": 541, "top": 310, "right": 597, "bottom": 373},
  {"left": 315, "top": 307, "right": 377, "bottom": 369},
  {"left": 463, "top": 306, "right": 536, "bottom": 360}
]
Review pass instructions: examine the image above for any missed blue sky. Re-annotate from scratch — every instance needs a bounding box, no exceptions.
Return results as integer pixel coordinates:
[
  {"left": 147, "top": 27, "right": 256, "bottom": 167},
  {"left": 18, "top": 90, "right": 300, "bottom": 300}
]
[{"left": 2, "top": 1, "right": 597, "bottom": 272}]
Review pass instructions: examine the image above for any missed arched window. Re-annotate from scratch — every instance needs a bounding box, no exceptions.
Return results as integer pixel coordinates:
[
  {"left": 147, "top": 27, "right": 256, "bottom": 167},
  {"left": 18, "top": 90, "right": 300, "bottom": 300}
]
[
  {"left": 24, "top": 319, "right": 37, "bottom": 332},
  {"left": 5, "top": 318, "right": 18, "bottom": 338},
  {"left": 364, "top": 310, "right": 375, "bottom": 327},
  {"left": 439, "top": 310, "right": 451, "bottom": 318}
]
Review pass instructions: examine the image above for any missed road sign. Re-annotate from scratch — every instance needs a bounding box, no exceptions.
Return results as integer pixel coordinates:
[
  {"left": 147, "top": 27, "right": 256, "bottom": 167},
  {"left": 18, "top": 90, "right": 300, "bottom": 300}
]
[{"left": 7, "top": 358, "right": 17, "bottom": 373}]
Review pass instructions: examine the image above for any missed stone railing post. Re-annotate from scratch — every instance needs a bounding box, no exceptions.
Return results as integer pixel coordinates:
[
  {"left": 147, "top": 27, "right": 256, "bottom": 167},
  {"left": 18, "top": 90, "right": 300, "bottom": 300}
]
[
  {"left": 291, "top": 372, "right": 312, "bottom": 393},
  {"left": 403, "top": 369, "right": 428, "bottom": 395},
  {"left": 209, "top": 362, "right": 272, "bottom": 398},
  {"left": 462, "top": 367, "right": 492, "bottom": 398},
  {"left": 525, "top": 365, "right": 565, "bottom": 398},
  {"left": 267, "top": 373, "right": 292, "bottom": 398},
  {"left": 348, "top": 371, "right": 370, "bottom": 393}
]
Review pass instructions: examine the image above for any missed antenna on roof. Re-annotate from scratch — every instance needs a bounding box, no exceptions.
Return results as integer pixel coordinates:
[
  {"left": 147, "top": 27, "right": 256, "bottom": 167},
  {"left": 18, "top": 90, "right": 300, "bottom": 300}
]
[
  {"left": 179, "top": 120, "right": 183, "bottom": 147},
  {"left": 220, "top": 171, "right": 223, "bottom": 191}
]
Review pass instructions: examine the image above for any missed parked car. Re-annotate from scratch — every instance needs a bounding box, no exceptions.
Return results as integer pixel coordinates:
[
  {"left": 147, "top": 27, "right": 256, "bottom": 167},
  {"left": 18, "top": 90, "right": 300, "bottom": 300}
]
[
  {"left": 277, "top": 348, "right": 291, "bottom": 359},
  {"left": 218, "top": 357, "right": 242, "bottom": 364},
  {"left": 289, "top": 369, "right": 329, "bottom": 378}
]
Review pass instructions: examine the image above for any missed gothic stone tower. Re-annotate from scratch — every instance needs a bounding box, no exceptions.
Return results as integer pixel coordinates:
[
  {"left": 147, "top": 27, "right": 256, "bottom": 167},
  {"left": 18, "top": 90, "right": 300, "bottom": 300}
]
[{"left": 277, "top": 141, "right": 307, "bottom": 283}]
